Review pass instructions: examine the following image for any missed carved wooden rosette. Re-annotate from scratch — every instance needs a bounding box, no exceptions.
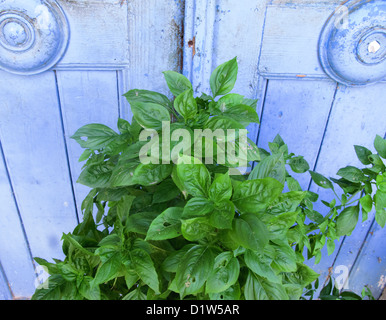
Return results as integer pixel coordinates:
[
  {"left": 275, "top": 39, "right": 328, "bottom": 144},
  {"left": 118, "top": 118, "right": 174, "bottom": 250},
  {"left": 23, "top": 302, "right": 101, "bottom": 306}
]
[{"left": 0, "top": 0, "right": 69, "bottom": 75}]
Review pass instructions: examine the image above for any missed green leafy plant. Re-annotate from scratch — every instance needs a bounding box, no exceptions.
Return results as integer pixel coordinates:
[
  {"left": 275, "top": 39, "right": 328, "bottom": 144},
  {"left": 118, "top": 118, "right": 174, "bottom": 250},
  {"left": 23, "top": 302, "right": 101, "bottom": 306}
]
[{"left": 32, "top": 58, "right": 386, "bottom": 300}]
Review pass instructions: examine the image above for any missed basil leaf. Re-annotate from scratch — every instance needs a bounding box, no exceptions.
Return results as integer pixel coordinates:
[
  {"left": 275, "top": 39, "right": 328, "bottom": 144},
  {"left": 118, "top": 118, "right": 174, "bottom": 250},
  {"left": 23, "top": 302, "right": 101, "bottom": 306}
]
[
  {"left": 132, "top": 163, "right": 173, "bottom": 186},
  {"left": 232, "top": 178, "right": 284, "bottom": 214},
  {"left": 181, "top": 217, "right": 213, "bottom": 241},
  {"left": 130, "top": 248, "right": 160, "bottom": 294},
  {"left": 209, "top": 200, "right": 235, "bottom": 230},
  {"left": 176, "top": 158, "right": 211, "bottom": 197},
  {"left": 146, "top": 207, "right": 183, "bottom": 240},
  {"left": 208, "top": 173, "right": 232, "bottom": 203},
  {"left": 309, "top": 170, "right": 334, "bottom": 190},
  {"left": 71, "top": 124, "right": 119, "bottom": 150},
  {"left": 336, "top": 205, "right": 360, "bottom": 236},
  {"left": 126, "top": 212, "right": 159, "bottom": 235},
  {"left": 271, "top": 243, "right": 297, "bottom": 273},
  {"left": 227, "top": 213, "right": 269, "bottom": 252},
  {"left": 289, "top": 156, "right": 310, "bottom": 174},
  {"left": 244, "top": 271, "right": 289, "bottom": 300},
  {"left": 174, "top": 89, "right": 197, "bottom": 120},
  {"left": 248, "top": 153, "right": 286, "bottom": 184},
  {"left": 92, "top": 248, "right": 123, "bottom": 286},
  {"left": 244, "top": 249, "right": 281, "bottom": 284},
  {"left": 131, "top": 102, "right": 170, "bottom": 130},
  {"left": 210, "top": 57, "right": 238, "bottom": 97},
  {"left": 182, "top": 197, "right": 214, "bottom": 218},
  {"left": 206, "top": 252, "right": 239, "bottom": 293},
  {"left": 77, "top": 162, "right": 114, "bottom": 188},
  {"left": 124, "top": 89, "right": 172, "bottom": 111},
  {"left": 354, "top": 145, "right": 372, "bottom": 165},
  {"left": 172, "top": 245, "right": 215, "bottom": 298},
  {"left": 109, "top": 161, "right": 138, "bottom": 187},
  {"left": 337, "top": 166, "right": 366, "bottom": 183},
  {"left": 163, "top": 71, "right": 193, "bottom": 97},
  {"left": 208, "top": 283, "right": 241, "bottom": 300},
  {"left": 374, "top": 134, "right": 386, "bottom": 159}
]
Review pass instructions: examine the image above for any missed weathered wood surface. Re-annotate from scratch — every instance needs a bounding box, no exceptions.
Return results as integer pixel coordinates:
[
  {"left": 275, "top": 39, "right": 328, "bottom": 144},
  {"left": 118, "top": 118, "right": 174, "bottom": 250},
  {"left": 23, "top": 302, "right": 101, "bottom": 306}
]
[{"left": 0, "top": 0, "right": 385, "bottom": 299}]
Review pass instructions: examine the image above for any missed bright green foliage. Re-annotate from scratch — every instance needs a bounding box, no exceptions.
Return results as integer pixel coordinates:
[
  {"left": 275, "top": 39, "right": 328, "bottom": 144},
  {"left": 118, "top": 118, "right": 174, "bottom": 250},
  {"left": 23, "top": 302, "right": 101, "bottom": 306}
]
[{"left": 32, "top": 58, "right": 386, "bottom": 300}]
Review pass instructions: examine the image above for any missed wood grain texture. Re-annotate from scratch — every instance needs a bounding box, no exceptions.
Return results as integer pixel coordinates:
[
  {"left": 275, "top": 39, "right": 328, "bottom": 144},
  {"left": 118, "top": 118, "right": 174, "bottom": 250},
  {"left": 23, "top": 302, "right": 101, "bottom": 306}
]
[
  {"left": 56, "top": 70, "right": 121, "bottom": 215},
  {"left": 0, "top": 138, "right": 36, "bottom": 298},
  {"left": 0, "top": 262, "right": 12, "bottom": 300},
  {"left": 0, "top": 71, "right": 79, "bottom": 297},
  {"left": 256, "top": 79, "right": 337, "bottom": 189},
  {"left": 308, "top": 83, "right": 386, "bottom": 296}
]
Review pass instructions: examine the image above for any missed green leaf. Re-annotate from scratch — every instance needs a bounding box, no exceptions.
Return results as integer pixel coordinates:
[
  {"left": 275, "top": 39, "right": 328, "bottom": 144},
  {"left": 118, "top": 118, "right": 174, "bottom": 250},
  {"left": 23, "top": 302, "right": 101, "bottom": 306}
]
[
  {"left": 181, "top": 217, "right": 213, "bottom": 241},
  {"left": 146, "top": 207, "right": 183, "bottom": 240},
  {"left": 232, "top": 178, "right": 284, "bottom": 214},
  {"left": 32, "top": 274, "right": 78, "bottom": 300},
  {"left": 271, "top": 243, "right": 297, "bottom": 273},
  {"left": 163, "top": 71, "right": 193, "bottom": 97},
  {"left": 182, "top": 197, "right": 214, "bottom": 218},
  {"left": 244, "top": 271, "right": 289, "bottom": 300},
  {"left": 204, "top": 115, "right": 245, "bottom": 131},
  {"left": 176, "top": 157, "right": 211, "bottom": 197},
  {"left": 130, "top": 248, "right": 160, "bottom": 294},
  {"left": 337, "top": 166, "right": 366, "bottom": 183},
  {"left": 124, "top": 89, "right": 172, "bottom": 111},
  {"left": 77, "top": 162, "right": 114, "bottom": 188},
  {"left": 210, "top": 57, "right": 238, "bottom": 97},
  {"left": 360, "top": 194, "right": 373, "bottom": 213},
  {"left": 109, "top": 161, "right": 138, "bottom": 187},
  {"left": 209, "top": 200, "right": 235, "bottom": 229},
  {"left": 336, "top": 205, "right": 360, "bottom": 236},
  {"left": 132, "top": 163, "right": 172, "bottom": 186},
  {"left": 354, "top": 145, "right": 372, "bottom": 165},
  {"left": 122, "top": 288, "right": 147, "bottom": 300},
  {"left": 309, "top": 170, "right": 334, "bottom": 190},
  {"left": 71, "top": 124, "right": 119, "bottom": 150},
  {"left": 161, "top": 244, "right": 195, "bottom": 273},
  {"left": 92, "top": 249, "right": 123, "bottom": 286},
  {"left": 131, "top": 102, "right": 170, "bottom": 130},
  {"left": 244, "top": 249, "right": 281, "bottom": 284},
  {"left": 227, "top": 213, "right": 269, "bottom": 252},
  {"left": 375, "top": 190, "right": 386, "bottom": 227},
  {"left": 172, "top": 245, "right": 215, "bottom": 298},
  {"left": 267, "top": 191, "right": 306, "bottom": 215},
  {"left": 152, "top": 179, "right": 181, "bottom": 204},
  {"left": 211, "top": 103, "right": 259, "bottom": 125},
  {"left": 289, "top": 156, "right": 310, "bottom": 174},
  {"left": 374, "top": 135, "right": 386, "bottom": 159},
  {"left": 78, "top": 276, "right": 101, "bottom": 300},
  {"left": 208, "top": 173, "right": 232, "bottom": 203},
  {"left": 265, "top": 211, "right": 298, "bottom": 240},
  {"left": 208, "top": 283, "right": 241, "bottom": 300},
  {"left": 206, "top": 252, "right": 239, "bottom": 293},
  {"left": 327, "top": 239, "right": 335, "bottom": 256},
  {"left": 248, "top": 153, "right": 286, "bottom": 184},
  {"left": 126, "top": 212, "right": 158, "bottom": 235},
  {"left": 174, "top": 89, "right": 197, "bottom": 120}
]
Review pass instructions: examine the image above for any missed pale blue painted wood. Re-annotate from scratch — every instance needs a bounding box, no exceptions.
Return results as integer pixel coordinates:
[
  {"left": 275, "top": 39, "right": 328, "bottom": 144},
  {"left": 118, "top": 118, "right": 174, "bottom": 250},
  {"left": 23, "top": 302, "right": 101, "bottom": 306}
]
[
  {"left": 310, "top": 83, "right": 386, "bottom": 296},
  {"left": 56, "top": 71, "right": 121, "bottom": 215},
  {"left": 0, "top": 71, "right": 79, "bottom": 298},
  {"left": 255, "top": 79, "right": 337, "bottom": 189},
  {"left": 0, "top": 262, "right": 12, "bottom": 300},
  {"left": 0, "top": 0, "right": 186, "bottom": 299},
  {"left": 0, "top": 136, "right": 36, "bottom": 298}
]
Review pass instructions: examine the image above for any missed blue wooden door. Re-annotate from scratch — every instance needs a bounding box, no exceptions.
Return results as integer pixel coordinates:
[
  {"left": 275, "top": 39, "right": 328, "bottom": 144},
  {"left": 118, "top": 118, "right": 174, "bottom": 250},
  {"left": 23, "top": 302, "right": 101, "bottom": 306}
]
[
  {"left": 0, "top": 0, "right": 385, "bottom": 299},
  {"left": 0, "top": 0, "right": 184, "bottom": 299}
]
